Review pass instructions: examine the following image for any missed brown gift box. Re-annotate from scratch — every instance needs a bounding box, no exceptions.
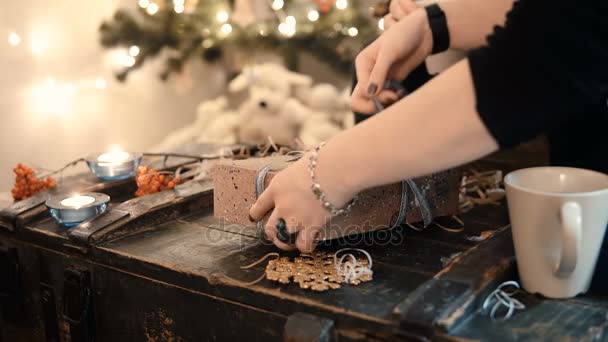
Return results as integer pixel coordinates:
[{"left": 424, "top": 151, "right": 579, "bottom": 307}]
[{"left": 212, "top": 156, "right": 461, "bottom": 240}]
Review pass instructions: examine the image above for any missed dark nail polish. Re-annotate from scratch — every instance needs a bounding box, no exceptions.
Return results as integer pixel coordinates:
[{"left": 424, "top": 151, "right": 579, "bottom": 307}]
[{"left": 367, "top": 83, "right": 378, "bottom": 96}]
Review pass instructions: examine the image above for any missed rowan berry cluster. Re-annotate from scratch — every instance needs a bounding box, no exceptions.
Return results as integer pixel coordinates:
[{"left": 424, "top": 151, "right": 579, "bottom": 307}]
[
  {"left": 135, "top": 166, "right": 179, "bottom": 197},
  {"left": 11, "top": 164, "right": 57, "bottom": 201}
]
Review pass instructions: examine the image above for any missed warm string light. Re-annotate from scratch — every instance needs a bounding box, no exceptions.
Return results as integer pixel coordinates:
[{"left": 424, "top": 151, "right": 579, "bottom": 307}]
[
  {"left": 8, "top": 32, "right": 21, "bottom": 46},
  {"left": 285, "top": 16, "right": 296, "bottom": 26},
  {"left": 146, "top": 3, "right": 159, "bottom": 15},
  {"left": 278, "top": 15, "right": 296, "bottom": 37},
  {"left": 216, "top": 10, "right": 229, "bottom": 23},
  {"left": 128, "top": 45, "right": 140, "bottom": 57},
  {"left": 107, "top": 48, "right": 138, "bottom": 69},
  {"left": 173, "top": 0, "right": 185, "bottom": 13},
  {"left": 220, "top": 23, "right": 232, "bottom": 36},
  {"left": 121, "top": 54, "right": 136, "bottom": 67},
  {"left": 307, "top": 10, "right": 319, "bottom": 22},
  {"left": 100, "top": 0, "right": 372, "bottom": 80},
  {"left": 271, "top": 0, "right": 284, "bottom": 11},
  {"left": 336, "top": 0, "right": 348, "bottom": 10}
]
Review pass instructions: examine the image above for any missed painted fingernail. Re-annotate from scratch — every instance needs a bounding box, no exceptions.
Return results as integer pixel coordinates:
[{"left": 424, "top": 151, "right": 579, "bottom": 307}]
[{"left": 367, "top": 83, "right": 378, "bottom": 96}]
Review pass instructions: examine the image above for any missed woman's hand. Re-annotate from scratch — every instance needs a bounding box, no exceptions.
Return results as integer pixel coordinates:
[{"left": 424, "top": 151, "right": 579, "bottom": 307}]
[
  {"left": 383, "top": 0, "right": 420, "bottom": 30},
  {"left": 351, "top": 8, "right": 433, "bottom": 114},
  {"left": 249, "top": 154, "right": 355, "bottom": 253}
]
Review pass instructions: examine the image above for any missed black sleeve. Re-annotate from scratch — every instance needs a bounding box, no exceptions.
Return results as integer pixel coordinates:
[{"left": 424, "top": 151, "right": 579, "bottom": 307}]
[{"left": 468, "top": 0, "right": 608, "bottom": 149}]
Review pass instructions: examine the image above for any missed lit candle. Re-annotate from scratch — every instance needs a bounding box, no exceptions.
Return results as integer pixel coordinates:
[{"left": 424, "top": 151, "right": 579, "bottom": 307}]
[
  {"left": 86, "top": 151, "right": 142, "bottom": 181},
  {"left": 46, "top": 192, "right": 110, "bottom": 227},
  {"left": 60, "top": 195, "right": 95, "bottom": 209},
  {"left": 97, "top": 150, "right": 130, "bottom": 165}
]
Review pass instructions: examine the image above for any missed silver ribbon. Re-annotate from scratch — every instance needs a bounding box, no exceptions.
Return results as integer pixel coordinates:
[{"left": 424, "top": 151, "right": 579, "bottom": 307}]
[
  {"left": 254, "top": 164, "right": 273, "bottom": 239},
  {"left": 254, "top": 155, "right": 303, "bottom": 239},
  {"left": 372, "top": 84, "right": 433, "bottom": 229},
  {"left": 392, "top": 179, "right": 433, "bottom": 229}
]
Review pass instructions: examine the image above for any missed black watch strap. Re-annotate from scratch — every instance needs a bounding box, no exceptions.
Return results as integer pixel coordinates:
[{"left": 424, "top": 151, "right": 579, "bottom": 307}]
[{"left": 425, "top": 4, "right": 450, "bottom": 54}]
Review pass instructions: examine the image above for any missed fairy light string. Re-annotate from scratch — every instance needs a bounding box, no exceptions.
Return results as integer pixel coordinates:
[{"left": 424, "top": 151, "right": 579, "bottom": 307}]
[{"left": 100, "top": 0, "right": 380, "bottom": 80}]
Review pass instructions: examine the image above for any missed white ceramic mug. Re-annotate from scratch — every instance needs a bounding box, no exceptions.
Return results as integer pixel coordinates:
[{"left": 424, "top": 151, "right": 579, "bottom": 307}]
[{"left": 504, "top": 167, "right": 608, "bottom": 298}]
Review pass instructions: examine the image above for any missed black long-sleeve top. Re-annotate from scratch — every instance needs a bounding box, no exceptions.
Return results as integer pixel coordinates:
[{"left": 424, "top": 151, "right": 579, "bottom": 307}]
[
  {"left": 468, "top": 0, "right": 608, "bottom": 293},
  {"left": 468, "top": 0, "right": 608, "bottom": 173}
]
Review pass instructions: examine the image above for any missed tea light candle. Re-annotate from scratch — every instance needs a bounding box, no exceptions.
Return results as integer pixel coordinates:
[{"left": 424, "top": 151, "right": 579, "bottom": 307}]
[
  {"left": 86, "top": 151, "right": 142, "bottom": 180},
  {"left": 60, "top": 195, "right": 95, "bottom": 209},
  {"left": 97, "top": 151, "right": 130, "bottom": 164},
  {"left": 46, "top": 192, "right": 110, "bottom": 227}
]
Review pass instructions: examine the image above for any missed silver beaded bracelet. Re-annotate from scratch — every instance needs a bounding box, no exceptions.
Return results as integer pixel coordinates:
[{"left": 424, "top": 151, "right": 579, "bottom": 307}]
[{"left": 308, "top": 142, "right": 358, "bottom": 216}]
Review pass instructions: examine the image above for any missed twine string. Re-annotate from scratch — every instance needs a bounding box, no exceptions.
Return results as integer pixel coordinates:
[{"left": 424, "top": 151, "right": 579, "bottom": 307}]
[
  {"left": 218, "top": 252, "right": 280, "bottom": 287},
  {"left": 482, "top": 280, "right": 526, "bottom": 321},
  {"left": 334, "top": 248, "right": 374, "bottom": 284},
  {"left": 240, "top": 252, "right": 280, "bottom": 269}
]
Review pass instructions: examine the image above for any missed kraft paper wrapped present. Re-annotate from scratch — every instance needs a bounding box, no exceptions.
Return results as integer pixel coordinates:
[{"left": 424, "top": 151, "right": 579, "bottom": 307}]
[{"left": 213, "top": 155, "right": 461, "bottom": 240}]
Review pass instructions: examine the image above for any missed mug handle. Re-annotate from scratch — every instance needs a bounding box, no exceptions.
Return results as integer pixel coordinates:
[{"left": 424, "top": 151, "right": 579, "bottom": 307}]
[{"left": 554, "top": 202, "right": 582, "bottom": 277}]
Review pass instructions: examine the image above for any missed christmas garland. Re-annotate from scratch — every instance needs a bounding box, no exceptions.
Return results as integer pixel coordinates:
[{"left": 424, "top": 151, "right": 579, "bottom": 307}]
[{"left": 99, "top": 0, "right": 381, "bottom": 81}]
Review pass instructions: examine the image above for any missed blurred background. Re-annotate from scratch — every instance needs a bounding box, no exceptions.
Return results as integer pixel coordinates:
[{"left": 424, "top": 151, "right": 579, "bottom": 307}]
[{"left": 0, "top": 0, "right": 461, "bottom": 191}]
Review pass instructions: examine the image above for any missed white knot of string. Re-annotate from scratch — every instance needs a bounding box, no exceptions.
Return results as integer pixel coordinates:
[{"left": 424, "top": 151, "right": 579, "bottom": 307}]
[
  {"left": 482, "top": 280, "right": 526, "bottom": 321},
  {"left": 334, "top": 248, "right": 373, "bottom": 284}
]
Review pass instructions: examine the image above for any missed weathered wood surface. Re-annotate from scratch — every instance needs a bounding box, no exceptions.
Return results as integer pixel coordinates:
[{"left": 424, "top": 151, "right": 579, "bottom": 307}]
[
  {"left": 0, "top": 143, "right": 235, "bottom": 233},
  {"left": 2, "top": 186, "right": 567, "bottom": 341},
  {"left": 450, "top": 293, "right": 608, "bottom": 341},
  {"left": 68, "top": 180, "right": 213, "bottom": 245},
  {"left": 90, "top": 203, "right": 510, "bottom": 340}
]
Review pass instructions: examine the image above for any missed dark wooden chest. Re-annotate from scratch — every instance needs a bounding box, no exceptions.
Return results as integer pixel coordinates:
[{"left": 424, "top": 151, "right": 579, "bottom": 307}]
[{"left": 1, "top": 147, "right": 607, "bottom": 342}]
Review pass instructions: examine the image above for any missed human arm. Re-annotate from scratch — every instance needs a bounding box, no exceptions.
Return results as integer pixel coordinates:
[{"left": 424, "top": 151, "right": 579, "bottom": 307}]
[
  {"left": 306, "top": 59, "right": 497, "bottom": 203},
  {"left": 352, "top": 0, "right": 514, "bottom": 113},
  {"left": 384, "top": 0, "right": 513, "bottom": 50},
  {"left": 250, "top": 59, "right": 498, "bottom": 252},
  {"left": 251, "top": 0, "right": 608, "bottom": 253}
]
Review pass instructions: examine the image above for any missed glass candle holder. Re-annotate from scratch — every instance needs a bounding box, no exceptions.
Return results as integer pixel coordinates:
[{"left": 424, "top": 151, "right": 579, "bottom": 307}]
[
  {"left": 46, "top": 192, "right": 110, "bottom": 227},
  {"left": 86, "top": 151, "right": 142, "bottom": 180}
]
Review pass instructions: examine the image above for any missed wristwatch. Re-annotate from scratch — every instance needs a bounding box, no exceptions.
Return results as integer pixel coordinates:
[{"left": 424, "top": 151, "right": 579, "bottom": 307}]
[{"left": 425, "top": 4, "right": 450, "bottom": 54}]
